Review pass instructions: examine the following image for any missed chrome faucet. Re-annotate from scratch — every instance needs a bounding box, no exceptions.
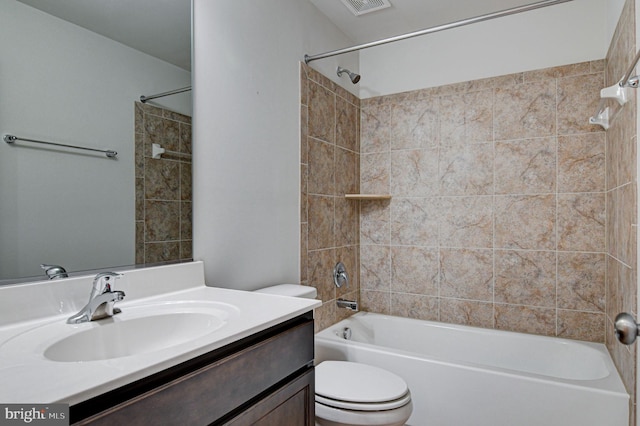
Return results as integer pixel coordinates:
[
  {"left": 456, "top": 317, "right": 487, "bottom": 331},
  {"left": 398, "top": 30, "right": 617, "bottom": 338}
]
[
  {"left": 337, "top": 299, "right": 358, "bottom": 312},
  {"left": 40, "top": 264, "right": 68, "bottom": 280},
  {"left": 67, "top": 272, "right": 125, "bottom": 324}
]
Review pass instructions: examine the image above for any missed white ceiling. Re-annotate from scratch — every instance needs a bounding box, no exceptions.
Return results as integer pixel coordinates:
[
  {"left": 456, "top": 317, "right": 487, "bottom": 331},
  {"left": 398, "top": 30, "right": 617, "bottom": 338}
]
[
  {"left": 308, "top": 0, "right": 557, "bottom": 44},
  {"left": 17, "top": 0, "right": 191, "bottom": 71},
  {"left": 16, "top": 0, "right": 556, "bottom": 72}
]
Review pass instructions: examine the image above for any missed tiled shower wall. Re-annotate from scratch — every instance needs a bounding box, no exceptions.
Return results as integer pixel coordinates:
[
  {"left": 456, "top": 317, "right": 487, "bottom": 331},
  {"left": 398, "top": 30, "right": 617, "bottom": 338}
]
[
  {"left": 605, "top": 0, "right": 638, "bottom": 421},
  {"left": 302, "top": 5, "right": 639, "bottom": 424},
  {"left": 135, "top": 102, "right": 193, "bottom": 265},
  {"left": 300, "top": 64, "right": 361, "bottom": 332},
  {"left": 358, "top": 60, "right": 610, "bottom": 342}
]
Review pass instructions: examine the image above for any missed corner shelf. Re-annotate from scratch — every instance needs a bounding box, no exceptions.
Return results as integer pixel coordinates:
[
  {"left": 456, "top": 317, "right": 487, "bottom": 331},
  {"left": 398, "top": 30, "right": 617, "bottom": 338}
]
[{"left": 344, "top": 194, "right": 392, "bottom": 200}]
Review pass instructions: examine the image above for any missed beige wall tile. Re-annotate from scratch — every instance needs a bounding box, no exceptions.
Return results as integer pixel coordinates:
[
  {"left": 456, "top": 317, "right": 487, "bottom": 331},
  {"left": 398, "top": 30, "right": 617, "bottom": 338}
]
[
  {"left": 144, "top": 200, "right": 180, "bottom": 241},
  {"left": 439, "top": 143, "right": 494, "bottom": 195},
  {"left": 390, "top": 98, "right": 439, "bottom": 150},
  {"left": 308, "top": 138, "right": 335, "bottom": 195},
  {"left": 335, "top": 197, "right": 359, "bottom": 246},
  {"left": 390, "top": 246, "right": 439, "bottom": 295},
  {"left": 391, "top": 293, "right": 439, "bottom": 321},
  {"left": 300, "top": 164, "right": 308, "bottom": 222},
  {"left": 557, "top": 310, "right": 604, "bottom": 342},
  {"left": 361, "top": 152, "right": 390, "bottom": 194},
  {"left": 557, "top": 193, "right": 605, "bottom": 252},
  {"left": 314, "top": 301, "right": 336, "bottom": 334},
  {"left": 440, "top": 90, "right": 493, "bottom": 145},
  {"left": 440, "top": 248, "right": 493, "bottom": 301},
  {"left": 337, "top": 97, "right": 358, "bottom": 152},
  {"left": 300, "top": 106, "right": 308, "bottom": 164},
  {"left": 335, "top": 147, "right": 358, "bottom": 195},
  {"left": 494, "top": 80, "right": 556, "bottom": 140},
  {"left": 360, "top": 201, "right": 390, "bottom": 245},
  {"left": 145, "top": 242, "right": 180, "bottom": 264},
  {"left": 308, "top": 81, "right": 335, "bottom": 144},
  {"left": 308, "top": 195, "right": 335, "bottom": 250},
  {"left": 494, "top": 138, "right": 556, "bottom": 194},
  {"left": 308, "top": 248, "right": 336, "bottom": 302},
  {"left": 360, "top": 245, "right": 391, "bottom": 291},
  {"left": 557, "top": 252, "right": 605, "bottom": 312},
  {"left": 391, "top": 198, "right": 440, "bottom": 246},
  {"left": 300, "top": 223, "right": 308, "bottom": 283},
  {"left": 494, "top": 304, "right": 556, "bottom": 336},
  {"left": 144, "top": 158, "right": 180, "bottom": 200},
  {"left": 360, "top": 290, "right": 390, "bottom": 315},
  {"left": 439, "top": 196, "right": 493, "bottom": 248},
  {"left": 495, "top": 195, "right": 556, "bottom": 250},
  {"left": 361, "top": 103, "right": 391, "bottom": 154},
  {"left": 440, "top": 298, "right": 493, "bottom": 328},
  {"left": 495, "top": 250, "right": 556, "bottom": 307},
  {"left": 557, "top": 133, "right": 605, "bottom": 193},
  {"left": 391, "top": 148, "right": 439, "bottom": 196}
]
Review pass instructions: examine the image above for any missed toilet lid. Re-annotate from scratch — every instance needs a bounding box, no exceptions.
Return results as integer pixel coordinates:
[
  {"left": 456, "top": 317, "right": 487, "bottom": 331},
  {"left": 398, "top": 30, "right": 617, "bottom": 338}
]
[{"left": 315, "top": 361, "right": 409, "bottom": 404}]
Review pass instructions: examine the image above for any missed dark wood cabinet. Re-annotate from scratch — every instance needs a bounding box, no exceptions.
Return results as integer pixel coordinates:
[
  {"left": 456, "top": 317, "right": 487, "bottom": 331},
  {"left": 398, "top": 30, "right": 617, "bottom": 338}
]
[
  {"left": 71, "top": 313, "right": 315, "bottom": 426},
  {"left": 224, "top": 369, "right": 314, "bottom": 426}
]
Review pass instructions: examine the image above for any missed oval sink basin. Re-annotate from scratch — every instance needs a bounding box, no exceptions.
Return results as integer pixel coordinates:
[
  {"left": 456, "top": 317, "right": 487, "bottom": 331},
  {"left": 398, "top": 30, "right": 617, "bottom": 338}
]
[
  {"left": 0, "top": 300, "right": 239, "bottom": 363},
  {"left": 45, "top": 312, "right": 222, "bottom": 362}
]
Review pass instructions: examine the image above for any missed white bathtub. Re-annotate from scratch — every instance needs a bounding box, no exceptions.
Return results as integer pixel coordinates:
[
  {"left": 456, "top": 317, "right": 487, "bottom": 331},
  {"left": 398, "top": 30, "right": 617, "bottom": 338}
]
[{"left": 314, "top": 312, "right": 629, "bottom": 426}]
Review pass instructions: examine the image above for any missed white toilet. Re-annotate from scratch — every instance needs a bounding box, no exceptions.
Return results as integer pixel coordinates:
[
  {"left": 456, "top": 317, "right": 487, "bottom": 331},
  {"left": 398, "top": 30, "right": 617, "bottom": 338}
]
[{"left": 255, "top": 284, "right": 413, "bottom": 426}]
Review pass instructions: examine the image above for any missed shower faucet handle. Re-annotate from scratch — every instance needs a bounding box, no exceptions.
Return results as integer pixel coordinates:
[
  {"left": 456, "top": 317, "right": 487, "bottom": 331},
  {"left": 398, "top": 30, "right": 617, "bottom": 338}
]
[{"left": 333, "top": 262, "right": 348, "bottom": 288}]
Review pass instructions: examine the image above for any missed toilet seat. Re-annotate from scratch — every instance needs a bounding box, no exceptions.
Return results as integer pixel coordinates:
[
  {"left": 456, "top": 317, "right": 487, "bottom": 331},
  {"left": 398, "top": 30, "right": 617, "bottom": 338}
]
[
  {"left": 316, "top": 392, "right": 412, "bottom": 411},
  {"left": 315, "top": 361, "right": 411, "bottom": 411}
]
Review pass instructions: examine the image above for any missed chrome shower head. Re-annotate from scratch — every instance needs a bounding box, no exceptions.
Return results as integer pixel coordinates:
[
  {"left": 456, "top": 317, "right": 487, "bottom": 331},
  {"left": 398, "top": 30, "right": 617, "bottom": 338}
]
[{"left": 337, "top": 66, "right": 361, "bottom": 84}]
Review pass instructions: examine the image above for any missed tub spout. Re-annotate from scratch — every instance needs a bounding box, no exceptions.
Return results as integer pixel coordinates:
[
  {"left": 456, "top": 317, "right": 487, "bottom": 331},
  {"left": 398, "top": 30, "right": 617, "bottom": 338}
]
[{"left": 337, "top": 298, "right": 358, "bottom": 312}]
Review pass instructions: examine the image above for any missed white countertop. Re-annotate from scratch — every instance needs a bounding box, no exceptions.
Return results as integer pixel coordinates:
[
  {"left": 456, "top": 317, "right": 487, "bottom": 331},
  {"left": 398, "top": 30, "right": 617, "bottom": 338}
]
[{"left": 0, "top": 262, "right": 320, "bottom": 405}]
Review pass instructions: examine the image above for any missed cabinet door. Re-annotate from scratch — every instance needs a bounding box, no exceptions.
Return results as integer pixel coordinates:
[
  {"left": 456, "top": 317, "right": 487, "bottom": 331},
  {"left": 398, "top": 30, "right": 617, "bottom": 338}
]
[{"left": 225, "top": 369, "right": 314, "bottom": 426}]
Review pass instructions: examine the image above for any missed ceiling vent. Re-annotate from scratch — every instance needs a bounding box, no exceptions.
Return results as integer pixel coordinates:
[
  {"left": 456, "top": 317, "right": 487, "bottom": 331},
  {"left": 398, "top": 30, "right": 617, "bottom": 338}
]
[{"left": 339, "top": 0, "right": 391, "bottom": 16}]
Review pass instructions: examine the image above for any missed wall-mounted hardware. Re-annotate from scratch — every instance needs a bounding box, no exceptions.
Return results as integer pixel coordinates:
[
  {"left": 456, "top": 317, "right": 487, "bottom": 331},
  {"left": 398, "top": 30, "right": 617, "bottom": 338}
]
[
  {"left": 140, "top": 86, "right": 191, "bottom": 103},
  {"left": 337, "top": 66, "right": 361, "bottom": 84},
  {"left": 304, "top": 0, "right": 571, "bottom": 64},
  {"left": 152, "top": 143, "right": 192, "bottom": 160},
  {"left": 40, "top": 264, "right": 68, "bottom": 280},
  {"left": 614, "top": 312, "right": 640, "bottom": 345},
  {"left": 333, "top": 262, "right": 348, "bottom": 288},
  {"left": 4, "top": 134, "right": 117, "bottom": 158},
  {"left": 589, "top": 49, "right": 640, "bottom": 129},
  {"left": 337, "top": 298, "right": 358, "bottom": 311}
]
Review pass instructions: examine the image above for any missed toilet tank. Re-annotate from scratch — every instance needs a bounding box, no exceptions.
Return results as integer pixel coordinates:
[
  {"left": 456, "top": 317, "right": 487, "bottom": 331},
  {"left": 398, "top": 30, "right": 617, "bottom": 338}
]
[{"left": 254, "top": 284, "right": 317, "bottom": 299}]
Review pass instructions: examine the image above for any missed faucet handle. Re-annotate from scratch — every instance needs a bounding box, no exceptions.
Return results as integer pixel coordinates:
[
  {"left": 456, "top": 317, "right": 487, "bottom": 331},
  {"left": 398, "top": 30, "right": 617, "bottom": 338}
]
[{"left": 92, "top": 271, "right": 122, "bottom": 293}]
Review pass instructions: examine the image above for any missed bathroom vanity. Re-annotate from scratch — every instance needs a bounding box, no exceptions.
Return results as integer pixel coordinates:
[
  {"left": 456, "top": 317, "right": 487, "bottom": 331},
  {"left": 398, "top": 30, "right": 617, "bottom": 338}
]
[
  {"left": 72, "top": 312, "right": 315, "bottom": 425},
  {"left": 0, "top": 261, "right": 320, "bottom": 425}
]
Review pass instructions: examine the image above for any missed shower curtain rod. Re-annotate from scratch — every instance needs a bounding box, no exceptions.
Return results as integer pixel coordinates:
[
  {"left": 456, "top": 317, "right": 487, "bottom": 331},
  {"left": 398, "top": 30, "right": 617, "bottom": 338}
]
[
  {"left": 140, "top": 86, "right": 192, "bottom": 103},
  {"left": 304, "top": 0, "right": 573, "bottom": 63}
]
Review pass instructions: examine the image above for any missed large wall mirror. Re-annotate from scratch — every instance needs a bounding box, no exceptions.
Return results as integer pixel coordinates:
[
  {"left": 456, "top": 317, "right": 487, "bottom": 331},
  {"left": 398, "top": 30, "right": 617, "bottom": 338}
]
[{"left": 0, "top": 0, "right": 192, "bottom": 284}]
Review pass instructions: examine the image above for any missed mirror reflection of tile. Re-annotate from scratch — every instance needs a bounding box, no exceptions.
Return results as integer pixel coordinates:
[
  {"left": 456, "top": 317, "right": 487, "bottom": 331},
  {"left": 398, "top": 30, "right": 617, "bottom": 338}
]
[{"left": 135, "top": 102, "right": 192, "bottom": 265}]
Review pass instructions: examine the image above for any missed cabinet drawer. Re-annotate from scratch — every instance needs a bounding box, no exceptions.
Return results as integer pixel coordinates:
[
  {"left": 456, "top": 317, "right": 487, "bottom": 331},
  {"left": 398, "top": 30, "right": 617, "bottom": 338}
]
[{"left": 75, "top": 320, "right": 314, "bottom": 426}]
